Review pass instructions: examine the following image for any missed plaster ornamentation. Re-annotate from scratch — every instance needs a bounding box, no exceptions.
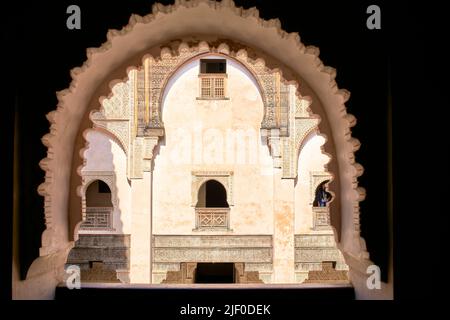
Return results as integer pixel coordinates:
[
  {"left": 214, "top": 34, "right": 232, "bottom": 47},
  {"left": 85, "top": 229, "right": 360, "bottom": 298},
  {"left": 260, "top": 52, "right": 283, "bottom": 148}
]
[
  {"left": 152, "top": 235, "right": 273, "bottom": 283},
  {"left": 90, "top": 79, "right": 132, "bottom": 155}
]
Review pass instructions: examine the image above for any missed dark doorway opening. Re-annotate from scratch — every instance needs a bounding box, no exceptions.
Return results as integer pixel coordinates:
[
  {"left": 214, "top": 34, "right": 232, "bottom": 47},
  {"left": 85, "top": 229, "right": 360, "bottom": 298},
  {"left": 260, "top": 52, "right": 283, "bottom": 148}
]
[{"left": 195, "top": 263, "right": 235, "bottom": 283}]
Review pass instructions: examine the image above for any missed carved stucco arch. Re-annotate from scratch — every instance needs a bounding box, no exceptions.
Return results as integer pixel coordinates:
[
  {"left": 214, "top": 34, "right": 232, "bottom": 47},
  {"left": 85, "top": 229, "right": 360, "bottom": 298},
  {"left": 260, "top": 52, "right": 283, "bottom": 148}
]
[
  {"left": 88, "top": 126, "right": 128, "bottom": 156},
  {"left": 30, "top": 0, "right": 377, "bottom": 299},
  {"left": 132, "top": 41, "right": 294, "bottom": 133}
]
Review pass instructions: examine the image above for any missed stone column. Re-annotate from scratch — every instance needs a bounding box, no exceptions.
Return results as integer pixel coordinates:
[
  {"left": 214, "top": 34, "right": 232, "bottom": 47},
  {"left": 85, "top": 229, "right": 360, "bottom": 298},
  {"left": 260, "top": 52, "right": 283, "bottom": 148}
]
[
  {"left": 129, "top": 172, "right": 151, "bottom": 283},
  {"left": 129, "top": 136, "right": 158, "bottom": 283},
  {"left": 272, "top": 169, "right": 296, "bottom": 283},
  {"left": 267, "top": 130, "right": 295, "bottom": 283},
  {"left": 267, "top": 129, "right": 295, "bottom": 283}
]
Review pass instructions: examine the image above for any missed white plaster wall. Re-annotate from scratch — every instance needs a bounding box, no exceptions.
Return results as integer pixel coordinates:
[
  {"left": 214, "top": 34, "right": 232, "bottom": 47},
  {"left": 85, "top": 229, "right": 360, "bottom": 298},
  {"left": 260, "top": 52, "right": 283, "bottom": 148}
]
[
  {"left": 153, "top": 56, "right": 274, "bottom": 235},
  {"left": 80, "top": 130, "right": 132, "bottom": 234},
  {"left": 294, "top": 133, "right": 330, "bottom": 233}
]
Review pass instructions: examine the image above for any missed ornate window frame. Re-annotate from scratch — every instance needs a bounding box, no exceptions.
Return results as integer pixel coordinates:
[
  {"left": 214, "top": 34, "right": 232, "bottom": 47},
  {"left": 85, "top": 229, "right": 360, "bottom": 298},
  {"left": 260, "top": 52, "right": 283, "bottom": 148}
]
[
  {"left": 191, "top": 171, "right": 234, "bottom": 207},
  {"left": 191, "top": 171, "right": 234, "bottom": 231}
]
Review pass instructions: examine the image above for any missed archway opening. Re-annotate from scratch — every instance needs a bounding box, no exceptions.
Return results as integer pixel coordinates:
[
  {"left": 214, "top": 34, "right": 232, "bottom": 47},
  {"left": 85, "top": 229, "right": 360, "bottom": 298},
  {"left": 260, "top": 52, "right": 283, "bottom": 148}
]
[
  {"left": 86, "top": 180, "right": 112, "bottom": 206},
  {"left": 195, "top": 263, "right": 235, "bottom": 283},
  {"left": 196, "top": 180, "right": 229, "bottom": 208}
]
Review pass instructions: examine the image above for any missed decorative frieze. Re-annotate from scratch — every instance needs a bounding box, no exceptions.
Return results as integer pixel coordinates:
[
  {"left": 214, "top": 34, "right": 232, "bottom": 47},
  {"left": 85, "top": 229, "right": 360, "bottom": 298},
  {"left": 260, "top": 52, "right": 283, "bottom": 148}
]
[
  {"left": 153, "top": 235, "right": 273, "bottom": 248},
  {"left": 295, "top": 248, "right": 342, "bottom": 263},
  {"left": 152, "top": 235, "right": 273, "bottom": 264},
  {"left": 295, "top": 234, "right": 336, "bottom": 248},
  {"left": 153, "top": 247, "right": 272, "bottom": 263}
]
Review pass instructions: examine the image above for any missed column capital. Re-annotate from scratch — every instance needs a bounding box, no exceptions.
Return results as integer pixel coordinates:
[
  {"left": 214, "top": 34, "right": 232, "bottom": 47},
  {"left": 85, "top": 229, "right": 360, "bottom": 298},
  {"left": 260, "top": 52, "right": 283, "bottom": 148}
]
[{"left": 129, "top": 136, "right": 160, "bottom": 178}]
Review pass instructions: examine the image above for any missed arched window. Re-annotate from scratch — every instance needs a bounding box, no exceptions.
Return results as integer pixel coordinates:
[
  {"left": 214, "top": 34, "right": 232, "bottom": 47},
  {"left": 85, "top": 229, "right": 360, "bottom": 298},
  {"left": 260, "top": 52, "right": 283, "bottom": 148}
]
[
  {"left": 196, "top": 179, "right": 229, "bottom": 208},
  {"left": 82, "top": 180, "right": 113, "bottom": 229},
  {"left": 313, "top": 180, "right": 332, "bottom": 208},
  {"left": 195, "top": 180, "right": 230, "bottom": 229}
]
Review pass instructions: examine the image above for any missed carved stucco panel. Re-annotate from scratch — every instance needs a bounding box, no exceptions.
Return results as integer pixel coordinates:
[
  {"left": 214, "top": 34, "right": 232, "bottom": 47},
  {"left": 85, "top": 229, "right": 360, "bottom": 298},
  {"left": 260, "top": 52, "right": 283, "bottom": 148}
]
[{"left": 153, "top": 247, "right": 272, "bottom": 263}]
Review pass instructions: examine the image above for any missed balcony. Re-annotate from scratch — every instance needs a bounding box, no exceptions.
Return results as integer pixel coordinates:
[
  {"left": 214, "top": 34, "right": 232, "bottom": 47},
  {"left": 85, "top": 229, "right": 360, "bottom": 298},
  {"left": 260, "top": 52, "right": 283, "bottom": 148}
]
[
  {"left": 312, "top": 207, "right": 331, "bottom": 230},
  {"left": 81, "top": 207, "right": 113, "bottom": 230},
  {"left": 195, "top": 207, "right": 230, "bottom": 230}
]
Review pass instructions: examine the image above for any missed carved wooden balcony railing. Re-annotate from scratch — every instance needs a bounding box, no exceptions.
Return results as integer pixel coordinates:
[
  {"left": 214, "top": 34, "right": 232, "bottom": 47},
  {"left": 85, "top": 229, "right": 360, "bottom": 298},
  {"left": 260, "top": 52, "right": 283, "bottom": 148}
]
[
  {"left": 81, "top": 207, "right": 113, "bottom": 230},
  {"left": 312, "top": 206, "right": 331, "bottom": 229},
  {"left": 195, "top": 207, "right": 230, "bottom": 229}
]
